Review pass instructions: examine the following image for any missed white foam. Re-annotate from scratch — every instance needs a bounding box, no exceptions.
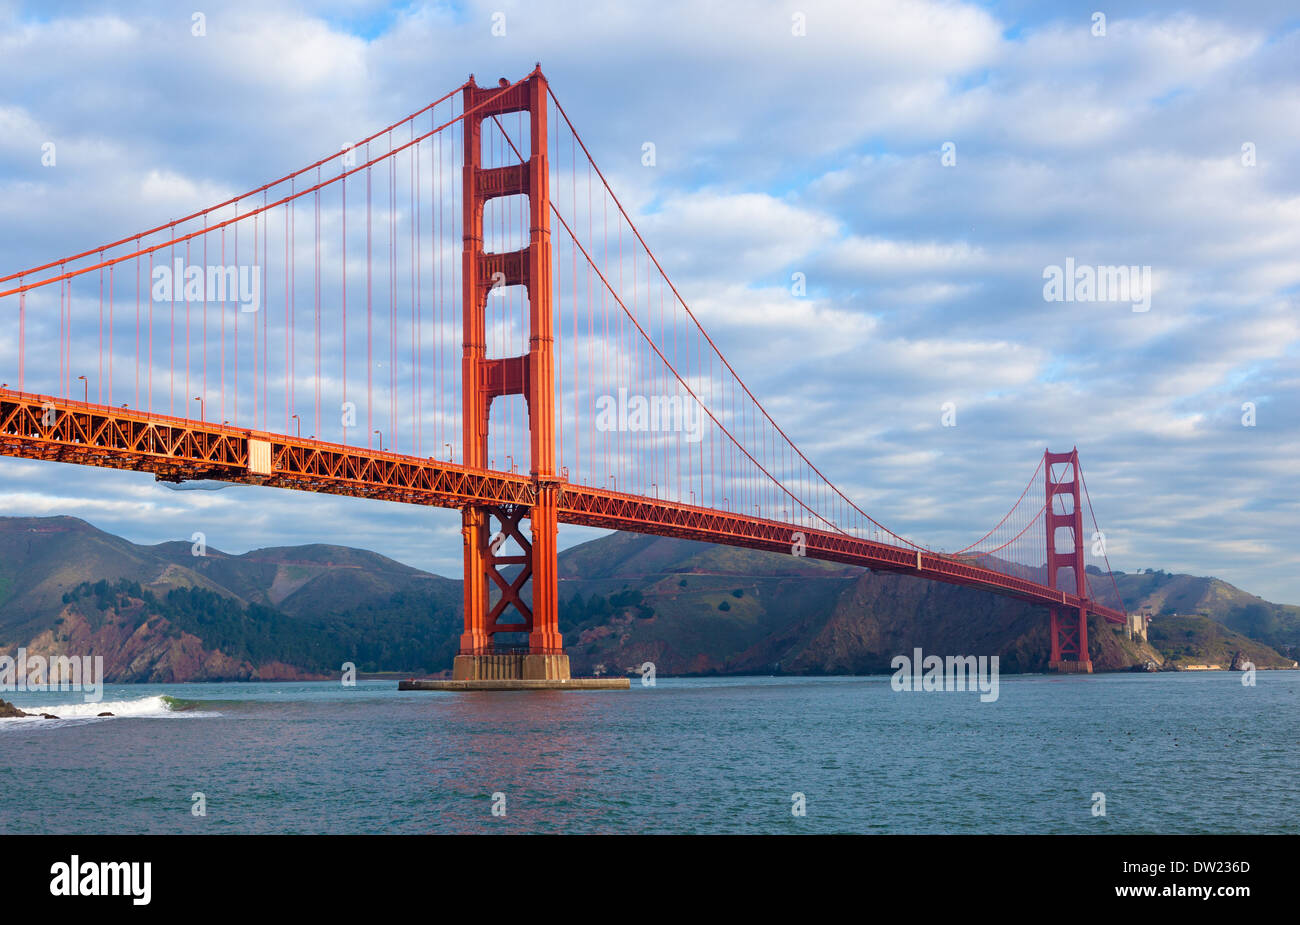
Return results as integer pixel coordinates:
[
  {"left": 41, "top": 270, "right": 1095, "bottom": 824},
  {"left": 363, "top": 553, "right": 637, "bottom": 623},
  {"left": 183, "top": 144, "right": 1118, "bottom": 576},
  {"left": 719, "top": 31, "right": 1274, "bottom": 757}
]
[{"left": 0, "top": 694, "right": 219, "bottom": 726}]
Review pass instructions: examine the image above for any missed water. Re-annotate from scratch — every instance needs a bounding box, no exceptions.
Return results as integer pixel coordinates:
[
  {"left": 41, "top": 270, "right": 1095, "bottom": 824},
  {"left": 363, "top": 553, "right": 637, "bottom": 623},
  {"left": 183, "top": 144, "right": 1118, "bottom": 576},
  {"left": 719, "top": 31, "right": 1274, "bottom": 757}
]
[{"left": 1, "top": 672, "right": 1295, "bottom": 834}]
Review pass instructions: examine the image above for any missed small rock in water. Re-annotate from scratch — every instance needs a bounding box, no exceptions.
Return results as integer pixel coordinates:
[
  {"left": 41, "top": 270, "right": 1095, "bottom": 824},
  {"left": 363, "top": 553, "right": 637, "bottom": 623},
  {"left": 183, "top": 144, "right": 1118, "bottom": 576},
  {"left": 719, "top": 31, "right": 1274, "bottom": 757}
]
[
  {"left": 0, "top": 698, "right": 30, "bottom": 718},
  {"left": 97, "top": 712, "right": 114, "bottom": 717},
  {"left": 40, "top": 713, "right": 60, "bottom": 720}
]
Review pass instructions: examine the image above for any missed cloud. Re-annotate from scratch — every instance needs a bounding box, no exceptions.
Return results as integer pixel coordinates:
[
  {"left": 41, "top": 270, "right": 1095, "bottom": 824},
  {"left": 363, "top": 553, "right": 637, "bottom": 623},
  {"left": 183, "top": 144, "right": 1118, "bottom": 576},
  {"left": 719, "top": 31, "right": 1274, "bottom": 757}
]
[{"left": 0, "top": 0, "right": 1296, "bottom": 605}]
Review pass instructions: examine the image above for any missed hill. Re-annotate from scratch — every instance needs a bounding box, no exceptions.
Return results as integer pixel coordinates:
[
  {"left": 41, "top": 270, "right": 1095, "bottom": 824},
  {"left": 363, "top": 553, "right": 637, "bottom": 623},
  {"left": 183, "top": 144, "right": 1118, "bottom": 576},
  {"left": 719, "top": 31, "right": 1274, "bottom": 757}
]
[
  {"left": 555, "top": 533, "right": 1169, "bottom": 676},
  {"left": 1113, "top": 569, "right": 1300, "bottom": 656},
  {"left": 0, "top": 516, "right": 1294, "bottom": 679},
  {"left": 0, "top": 516, "right": 461, "bottom": 680}
]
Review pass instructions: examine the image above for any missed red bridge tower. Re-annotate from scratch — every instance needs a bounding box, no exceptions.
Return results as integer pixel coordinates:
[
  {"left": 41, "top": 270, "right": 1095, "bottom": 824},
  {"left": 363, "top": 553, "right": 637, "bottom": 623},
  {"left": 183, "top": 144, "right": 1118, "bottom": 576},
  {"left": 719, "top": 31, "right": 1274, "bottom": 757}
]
[
  {"left": 1045, "top": 448, "right": 1092, "bottom": 673},
  {"left": 455, "top": 67, "right": 568, "bottom": 681}
]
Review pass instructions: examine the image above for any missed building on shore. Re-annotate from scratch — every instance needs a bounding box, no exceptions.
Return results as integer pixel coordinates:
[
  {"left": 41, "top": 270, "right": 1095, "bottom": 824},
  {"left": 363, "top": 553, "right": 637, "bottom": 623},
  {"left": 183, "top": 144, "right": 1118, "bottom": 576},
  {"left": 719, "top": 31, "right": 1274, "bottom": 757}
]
[{"left": 1125, "top": 607, "right": 1152, "bottom": 642}]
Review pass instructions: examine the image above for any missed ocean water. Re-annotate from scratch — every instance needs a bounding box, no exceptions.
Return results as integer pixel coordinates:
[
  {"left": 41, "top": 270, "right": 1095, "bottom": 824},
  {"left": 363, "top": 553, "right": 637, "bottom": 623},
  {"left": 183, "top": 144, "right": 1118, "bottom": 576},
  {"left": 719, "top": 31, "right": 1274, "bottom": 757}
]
[{"left": 1, "top": 672, "right": 1295, "bottom": 834}]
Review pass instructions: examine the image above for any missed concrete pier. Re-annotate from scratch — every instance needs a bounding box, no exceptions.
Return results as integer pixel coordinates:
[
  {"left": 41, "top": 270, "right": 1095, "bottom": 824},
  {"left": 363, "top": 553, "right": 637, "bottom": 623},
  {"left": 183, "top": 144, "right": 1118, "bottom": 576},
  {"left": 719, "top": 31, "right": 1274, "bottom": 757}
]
[
  {"left": 451, "top": 653, "right": 573, "bottom": 681},
  {"left": 399, "top": 677, "right": 630, "bottom": 691},
  {"left": 1049, "top": 659, "right": 1094, "bottom": 673},
  {"left": 400, "top": 651, "right": 629, "bottom": 690}
]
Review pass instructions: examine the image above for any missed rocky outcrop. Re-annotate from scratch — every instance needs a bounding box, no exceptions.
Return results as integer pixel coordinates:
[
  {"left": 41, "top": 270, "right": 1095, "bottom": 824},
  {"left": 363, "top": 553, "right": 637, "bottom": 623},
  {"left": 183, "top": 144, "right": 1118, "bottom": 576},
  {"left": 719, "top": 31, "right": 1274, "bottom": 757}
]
[
  {"left": 0, "top": 698, "right": 29, "bottom": 718},
  {"left": 13, "top": 604, "right": 333, "bottom": 684}
]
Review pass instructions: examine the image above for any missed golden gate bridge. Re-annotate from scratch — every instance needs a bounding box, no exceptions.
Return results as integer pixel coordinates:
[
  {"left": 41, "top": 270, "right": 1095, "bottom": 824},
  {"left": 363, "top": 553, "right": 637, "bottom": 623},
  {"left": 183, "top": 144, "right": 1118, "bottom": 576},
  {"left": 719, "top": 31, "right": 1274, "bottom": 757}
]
[{"left": 0, "top": 66, "right": 1126, "bottom": 682}]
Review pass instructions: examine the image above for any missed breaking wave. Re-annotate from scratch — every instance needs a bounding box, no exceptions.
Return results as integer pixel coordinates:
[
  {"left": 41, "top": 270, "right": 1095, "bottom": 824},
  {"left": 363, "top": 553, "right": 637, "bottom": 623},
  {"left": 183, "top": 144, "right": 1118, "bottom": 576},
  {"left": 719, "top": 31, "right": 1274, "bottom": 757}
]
[{"left": 0, "top": 694, "right": 220, "bottom": 726}]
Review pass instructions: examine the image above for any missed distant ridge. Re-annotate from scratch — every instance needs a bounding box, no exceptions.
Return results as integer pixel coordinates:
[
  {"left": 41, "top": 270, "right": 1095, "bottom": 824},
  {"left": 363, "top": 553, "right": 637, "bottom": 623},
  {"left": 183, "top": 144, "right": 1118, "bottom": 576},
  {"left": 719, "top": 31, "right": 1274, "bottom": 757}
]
[
  {"left": 0, "top": 516, "right": 1293, "bottom": 680},
  {"left": 0, "top": 516, "right": 461, "bottom": 680}
]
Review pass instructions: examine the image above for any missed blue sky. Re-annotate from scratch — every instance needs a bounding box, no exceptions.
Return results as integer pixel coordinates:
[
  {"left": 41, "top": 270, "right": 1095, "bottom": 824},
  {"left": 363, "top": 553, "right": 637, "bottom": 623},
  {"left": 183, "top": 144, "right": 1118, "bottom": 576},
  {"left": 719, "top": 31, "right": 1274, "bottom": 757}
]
[{"left": 0, "top": 0, "right": 1297, "bottom": 603}]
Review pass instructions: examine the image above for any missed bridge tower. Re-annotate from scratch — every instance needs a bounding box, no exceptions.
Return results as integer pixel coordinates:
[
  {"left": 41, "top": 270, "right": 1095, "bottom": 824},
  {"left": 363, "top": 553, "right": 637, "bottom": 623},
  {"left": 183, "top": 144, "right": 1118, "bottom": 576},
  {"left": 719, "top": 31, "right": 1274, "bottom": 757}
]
[
  {"left": 454, "top": 66, "right": 568, "bottom": 682},
  {"left": 1045, "top": 448, "right": 1092, "bottom": 673}
]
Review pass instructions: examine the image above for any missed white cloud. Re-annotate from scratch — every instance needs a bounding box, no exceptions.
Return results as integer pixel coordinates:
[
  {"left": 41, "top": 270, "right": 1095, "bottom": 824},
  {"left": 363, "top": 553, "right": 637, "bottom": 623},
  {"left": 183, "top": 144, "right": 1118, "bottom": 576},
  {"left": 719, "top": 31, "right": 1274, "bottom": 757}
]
[{"left": 0, "top": 0, "right": 1296, "bottom": 605}]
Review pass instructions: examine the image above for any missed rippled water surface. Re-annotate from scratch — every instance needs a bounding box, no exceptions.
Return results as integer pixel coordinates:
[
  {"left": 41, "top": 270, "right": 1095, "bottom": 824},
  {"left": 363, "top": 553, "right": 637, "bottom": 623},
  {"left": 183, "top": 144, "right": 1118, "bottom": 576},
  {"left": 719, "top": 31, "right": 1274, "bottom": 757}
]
[{"left": 2, "top": 672, "right": 1295, "bottom": 833}]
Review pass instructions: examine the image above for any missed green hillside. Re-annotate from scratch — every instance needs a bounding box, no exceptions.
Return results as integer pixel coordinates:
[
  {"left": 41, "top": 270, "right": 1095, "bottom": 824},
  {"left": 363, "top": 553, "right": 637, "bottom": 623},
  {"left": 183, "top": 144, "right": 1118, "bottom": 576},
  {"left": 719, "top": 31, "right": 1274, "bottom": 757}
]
[
  {"left": 0, "top": 516, "right": 1294, "bottom": 679},
  {"left": 55, "top": 578, "right": 461, "bottom": 677},
  {"left": 1115, "top": 569, "right": 1300, "bottom": 655},
  {"left": 1147, "top": 614, "right": 1288, "bottom": 669},
  {"left": 0, "top": 516, "right": 461, "bottom": 678}
]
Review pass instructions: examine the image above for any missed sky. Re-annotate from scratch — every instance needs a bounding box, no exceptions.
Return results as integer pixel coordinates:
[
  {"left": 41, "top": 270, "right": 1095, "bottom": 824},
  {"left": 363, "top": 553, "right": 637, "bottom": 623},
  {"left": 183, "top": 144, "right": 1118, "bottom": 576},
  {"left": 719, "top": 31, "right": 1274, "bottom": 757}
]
[{"left": 0, "top": 0, "right": 1297, "bottom": 603}]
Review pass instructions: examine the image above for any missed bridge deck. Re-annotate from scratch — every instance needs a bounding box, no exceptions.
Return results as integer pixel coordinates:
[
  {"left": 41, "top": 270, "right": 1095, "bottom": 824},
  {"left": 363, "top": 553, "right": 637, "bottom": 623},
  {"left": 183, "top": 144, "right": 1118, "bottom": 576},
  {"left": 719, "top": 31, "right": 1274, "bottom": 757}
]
[{"left": 0, "top": 389, "right": 1125, "bottom": 624}]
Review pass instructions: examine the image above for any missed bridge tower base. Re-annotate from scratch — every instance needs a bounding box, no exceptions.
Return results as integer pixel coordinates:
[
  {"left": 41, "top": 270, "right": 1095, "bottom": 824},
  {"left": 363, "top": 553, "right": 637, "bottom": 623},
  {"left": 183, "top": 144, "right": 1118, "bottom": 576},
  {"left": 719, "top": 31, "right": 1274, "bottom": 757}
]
[
  {"left": 452, "top": 652, "right": 571, "bottom": 681},
  {"left": 1045, "top": 449, "right": 1094, "bottom": 674},
  {"left": 1048, "top": 605, "right": 1093, "bottom": 673},
  {"left": 1049, "top": 660, "right": 1094, "bottom": 674}
]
